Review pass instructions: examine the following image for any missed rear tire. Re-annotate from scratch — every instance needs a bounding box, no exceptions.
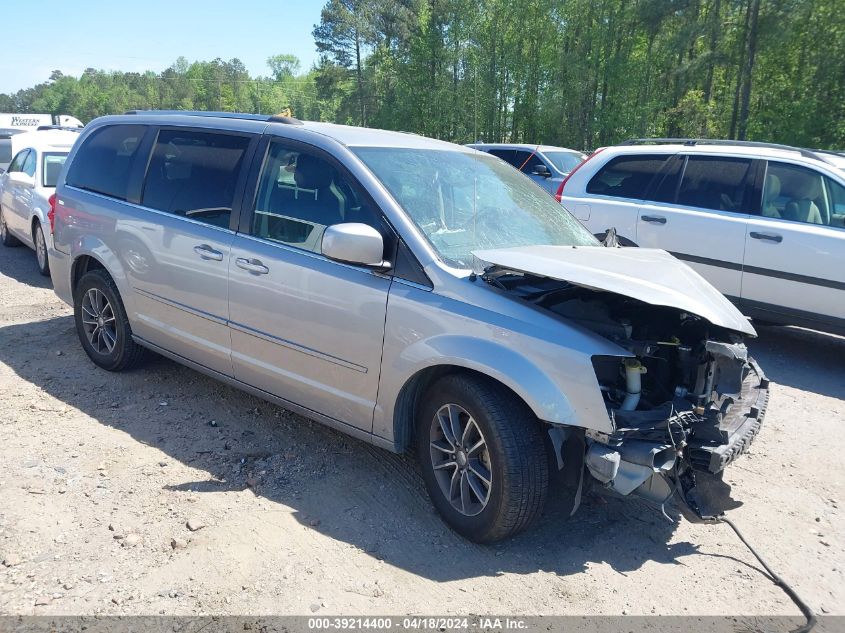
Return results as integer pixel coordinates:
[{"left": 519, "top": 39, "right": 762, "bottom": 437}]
[
  {"left": 74, "top": 269, "right": 146, "bottom": 371},
  {"left": 0, "top": 208, "right": 21, "bottom": 247},
  {"left": 34, "top": 222, "right": 50, "bottom": 276},
  {"left": 416, "top": 374, "right": 549, "bottom": 543}
]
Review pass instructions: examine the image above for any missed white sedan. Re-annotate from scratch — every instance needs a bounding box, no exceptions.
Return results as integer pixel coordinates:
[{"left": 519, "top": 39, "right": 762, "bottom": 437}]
[{"left": 0, "top": 129, "right": 79, "bottom": 275}]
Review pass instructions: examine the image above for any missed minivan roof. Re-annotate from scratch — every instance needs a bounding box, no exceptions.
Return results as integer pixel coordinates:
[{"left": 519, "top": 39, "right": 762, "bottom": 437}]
[
  {"left": 122, "top": 110, "right": 469, "bottom": 152},
  {"left": 11, "top": 128, "right": 80, "bottom": 151}
]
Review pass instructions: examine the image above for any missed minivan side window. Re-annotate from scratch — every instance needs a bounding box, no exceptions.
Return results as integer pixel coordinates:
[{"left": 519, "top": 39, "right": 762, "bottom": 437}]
[
  {"left": 251, "top": 141, "right": 380, "bottom": 254},
  {"left": 586, "top": 155, "right": 669, "bottom": 199},
  {"left": 763, "top": 162, "right": 830, "bottom": 226},
  {"left": 676, "top": 156, "right": 752, "bottom": 213},
  {"left": 142, "top": 129, "right": 251, "bottom": 229},
  {"left": 66, "top": 125, "right": 146, "bottom": 200}
]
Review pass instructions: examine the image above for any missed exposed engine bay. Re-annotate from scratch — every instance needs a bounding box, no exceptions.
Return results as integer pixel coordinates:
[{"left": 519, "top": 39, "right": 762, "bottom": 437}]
[{"left": 483, "top": 267, "right": 769, "bottom": 519}]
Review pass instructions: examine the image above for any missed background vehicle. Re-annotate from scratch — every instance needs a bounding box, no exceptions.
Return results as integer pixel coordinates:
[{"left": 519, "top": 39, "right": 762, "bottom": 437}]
[
  {"left": 560, "top": 139, "right": 845, "bottom": 335},
  {"left": 0, "top": 129, "right": 80, "bottom": 275},
  {"left": 0, "top": 128, "right": 26, "bottom": 173},
  {"left": 49, "top": 113, "right": 764, "bottom": 542},
  {"left": 468, "top": 143, "right": 585, "bottom": 196}
]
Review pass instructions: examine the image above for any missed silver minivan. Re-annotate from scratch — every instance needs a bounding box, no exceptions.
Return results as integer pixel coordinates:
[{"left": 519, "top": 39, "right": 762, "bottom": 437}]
[{"left": 49, "top": 112, "right": 768, "bottom": 542}]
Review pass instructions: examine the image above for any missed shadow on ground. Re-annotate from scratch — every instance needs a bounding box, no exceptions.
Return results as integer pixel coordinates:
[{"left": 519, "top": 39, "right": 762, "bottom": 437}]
[{"left": 0, "top": 241, "right": 52, "bottom": 288}]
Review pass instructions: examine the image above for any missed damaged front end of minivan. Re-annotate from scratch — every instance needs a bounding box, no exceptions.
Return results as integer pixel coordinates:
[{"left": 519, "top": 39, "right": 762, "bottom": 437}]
[{"left": 475, "top": 245, "right": 769, "bottom": 521}]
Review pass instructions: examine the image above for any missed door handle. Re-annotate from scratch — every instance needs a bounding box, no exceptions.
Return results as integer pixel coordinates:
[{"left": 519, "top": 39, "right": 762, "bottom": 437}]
[
  {"left": 193, "top": 244, "right": 224, "bottom": 261},
  {"left": 750, "top": 231, "right": 783, "bottom": 243},
  {"left": 235, "top": 257, "right": 269, "bottom": 275},
  {"left": 641, "top": 215, "right": 667, "bottom": 224}
]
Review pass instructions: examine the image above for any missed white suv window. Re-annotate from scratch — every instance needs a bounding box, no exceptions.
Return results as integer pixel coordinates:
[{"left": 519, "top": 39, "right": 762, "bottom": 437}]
[
  {"left": 676, "top": 156, "right": 752, "bottom": 213},
  {"left": 586, "top": 155, "right": 669, "bottom": 199},
  {"left": 763, "top": 162, "right": 830, "bottom": 226}
]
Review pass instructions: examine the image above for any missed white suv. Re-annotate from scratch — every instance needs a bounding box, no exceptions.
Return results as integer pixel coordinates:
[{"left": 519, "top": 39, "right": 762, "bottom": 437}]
[{"left": 560, "top": 139, "right": 845, "bottom": 335}]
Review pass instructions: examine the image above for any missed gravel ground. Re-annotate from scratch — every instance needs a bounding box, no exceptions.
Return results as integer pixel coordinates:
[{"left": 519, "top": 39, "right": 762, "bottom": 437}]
[{"left": 0, "top": 242, "right": 842, "bottom": 618}]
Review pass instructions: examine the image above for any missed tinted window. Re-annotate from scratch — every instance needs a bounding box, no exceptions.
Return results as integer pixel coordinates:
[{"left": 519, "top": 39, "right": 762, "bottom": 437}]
[
  {"left": 487, "top": 149, "right": 517, "bottom": 166},
  {"left": 676, "top": 156, "right": 752, "bottom": 213},
  {"left": 142, "top": 129, "right": 250, "bottom": 229},
  {"left": 586, "top": 155, "right": 668, "bottom": 199},
  {"left": 7, "top": 149, "right": 28, "bottom": 173},
  {"left": 42, "top": 153, "right": 68, "bottom": 187},
  {"left": 647, "top": 155, "right": 684, "bottom": 203},
  {"left": 512, "top": 150, "right": 545, "bottom": 173},
  {"left": 22, "top": 150, "right": 36, "bottom": 177},
  {"left": 763, "top": 162, "right": 829, "bottom": 226},
  {"left": 252, "top": 142, "right": 380, "bottom": 253},
  {"left": 66, "top": 125, "right": 146, "bottom": 200}
]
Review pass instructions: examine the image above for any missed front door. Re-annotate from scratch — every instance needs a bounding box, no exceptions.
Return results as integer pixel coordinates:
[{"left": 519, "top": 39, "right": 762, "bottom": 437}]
[
  {"left": 228, "top": 138, "right": 391, "bottom": 430},
  {"left": 741, "top": 160, "right": 845, "bottom": 330}
]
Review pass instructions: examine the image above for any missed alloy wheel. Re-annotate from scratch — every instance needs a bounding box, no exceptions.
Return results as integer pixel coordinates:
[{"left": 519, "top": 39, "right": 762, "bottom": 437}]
[
  {"left": 80, "top": 288, "right": 117, "bottom": 354},
  {"left": 429, "top": 403, "right": 492, "bottom": 516},
  {"left": 36, "top": 226, "right": 47, "bottom": 269}
]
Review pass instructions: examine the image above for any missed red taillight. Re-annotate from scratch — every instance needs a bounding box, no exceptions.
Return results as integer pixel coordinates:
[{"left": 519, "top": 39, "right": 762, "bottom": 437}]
[
  {"left": 555, "top": 146, "right": 607, "bottom": 203},
  {"left": 48, "top": 194, "right": 57, "bottom": 233}
]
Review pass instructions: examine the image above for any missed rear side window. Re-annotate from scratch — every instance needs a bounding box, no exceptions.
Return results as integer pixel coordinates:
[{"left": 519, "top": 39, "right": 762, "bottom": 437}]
[
  {"left": 676, "top": 156, "right": 752, "bottom": 213},
  {"left": 141, "top": 129, "right": 251, "bottom": 229},
  {"left": 66, "top": 125, "right": 146, "bottom": 200},
  {"left": 586, "top": 155, "right": 668, "bottom": 199},
  {"left": 42, "top": 154, "right": 68, "bottom": 187},
  {"left": 487, "top": 149, "right": 517, "bottom": 166}
]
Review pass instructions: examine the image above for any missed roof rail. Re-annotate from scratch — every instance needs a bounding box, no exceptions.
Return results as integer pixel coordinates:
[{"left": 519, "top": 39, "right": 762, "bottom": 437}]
[
  {"left": 124, "top": 110, "right": 305, "bottom": 125},
  {"left": 35, "top": 125, "right": 83, "bottom": 132},
  {"left": 619, "top": 138, "right": 821, "bottom": 160}
]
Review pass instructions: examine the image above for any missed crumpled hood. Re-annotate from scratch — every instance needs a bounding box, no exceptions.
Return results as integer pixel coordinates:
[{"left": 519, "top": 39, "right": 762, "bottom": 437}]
[{"left": 472, "top": 245, "right": 756, "bottom": 337}]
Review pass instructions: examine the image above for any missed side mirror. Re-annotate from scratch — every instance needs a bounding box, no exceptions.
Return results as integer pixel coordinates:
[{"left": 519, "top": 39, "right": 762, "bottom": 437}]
[
  {"left": 8, "top": 171, "right": 34, "bottom": 187},
  {"left": 322, "top": 223, "right": 389, "bottom": 269},
  {"left": 532, "top": 164, "right": 552, "bottom": 178}
]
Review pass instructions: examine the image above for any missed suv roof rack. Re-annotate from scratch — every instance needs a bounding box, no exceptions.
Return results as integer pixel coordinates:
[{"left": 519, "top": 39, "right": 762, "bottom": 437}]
[
  {"left": 619, "top": 138, "right": 821, "bottom": 161},
  {"left": 124, "top": 110, "right": 304, "bottom": 125},
  {"left": 35, "top": 125, "right": 83, "bottom": 132}
]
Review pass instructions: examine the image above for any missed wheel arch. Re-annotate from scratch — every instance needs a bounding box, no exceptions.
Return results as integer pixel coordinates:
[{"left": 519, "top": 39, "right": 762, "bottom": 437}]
[
  {"left": 385, "top": 337, "right": 579, "bottom": 453},
  {"left": 69, "top": 242, "right": 135, "bottom": 317}
]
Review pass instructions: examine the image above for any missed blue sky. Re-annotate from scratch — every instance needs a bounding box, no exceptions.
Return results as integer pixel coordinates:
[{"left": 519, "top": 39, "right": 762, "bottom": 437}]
[{"left": 0, "top": 0, "right": 324, "bottom": 94}]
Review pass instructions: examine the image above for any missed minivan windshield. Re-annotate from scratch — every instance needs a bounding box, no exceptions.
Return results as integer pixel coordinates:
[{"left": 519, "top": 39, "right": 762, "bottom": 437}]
[
  {"left": 543, "top": 150, "right": 585, "bottom": 174},
  {"left": 353, "top": 147, "right": 597, "bottom": 268}
]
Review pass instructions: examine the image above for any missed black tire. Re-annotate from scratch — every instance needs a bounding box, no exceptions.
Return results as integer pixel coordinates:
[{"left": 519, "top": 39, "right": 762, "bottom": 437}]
[
  {"left": 74, "top": 269, "right": 146, "bottom": 371},
  {"left": 33, "top": 222, "right": 50, "bottom": 276},
  {"left": 416, "top": 374, "right": 549, "bottom": 543},
  {"left": 0, "top": 208, "right": 21, "bottom": 247}
]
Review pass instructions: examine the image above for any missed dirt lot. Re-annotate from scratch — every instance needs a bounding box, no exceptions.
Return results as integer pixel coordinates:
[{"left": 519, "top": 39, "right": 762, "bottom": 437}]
[{"left": 0, "top": 242, "right": 842, "bottom": 619}]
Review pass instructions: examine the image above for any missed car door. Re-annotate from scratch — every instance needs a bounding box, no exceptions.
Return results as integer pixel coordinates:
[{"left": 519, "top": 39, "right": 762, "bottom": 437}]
[
  {"left": 228, "top": 137, "right": 392, "bottom": 431},
  {"left": 125, "top": 126, "right": 257, "bottom": 376},
  {"left": 741, "top": 160, "right": 845, "bottom": 330},
  {"left": 1, "top": 149, "right": 32, "bottom": 237},
  {"left": 635, "top": 154, "right": 756, "bottom": 300}
]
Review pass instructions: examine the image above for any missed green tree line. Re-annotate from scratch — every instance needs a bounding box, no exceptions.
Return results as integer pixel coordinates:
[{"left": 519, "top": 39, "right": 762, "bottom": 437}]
[{"left": 2, "top": 0, "right": 843, "bottom": 150}]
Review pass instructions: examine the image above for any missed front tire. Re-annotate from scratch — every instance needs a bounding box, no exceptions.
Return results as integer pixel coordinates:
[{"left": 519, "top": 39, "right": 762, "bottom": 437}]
[
  {"left": 74, "top": 269, "right": 146, "bottom": 371},
  {"left": 1, "top": 208, "right": 21, "bottom": 247},
  {"left": 416, "top": 374, "right": 549, "bottom": 543},
  {"left": 34, "top": 222, "right": 50, "bottom": 276}
]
